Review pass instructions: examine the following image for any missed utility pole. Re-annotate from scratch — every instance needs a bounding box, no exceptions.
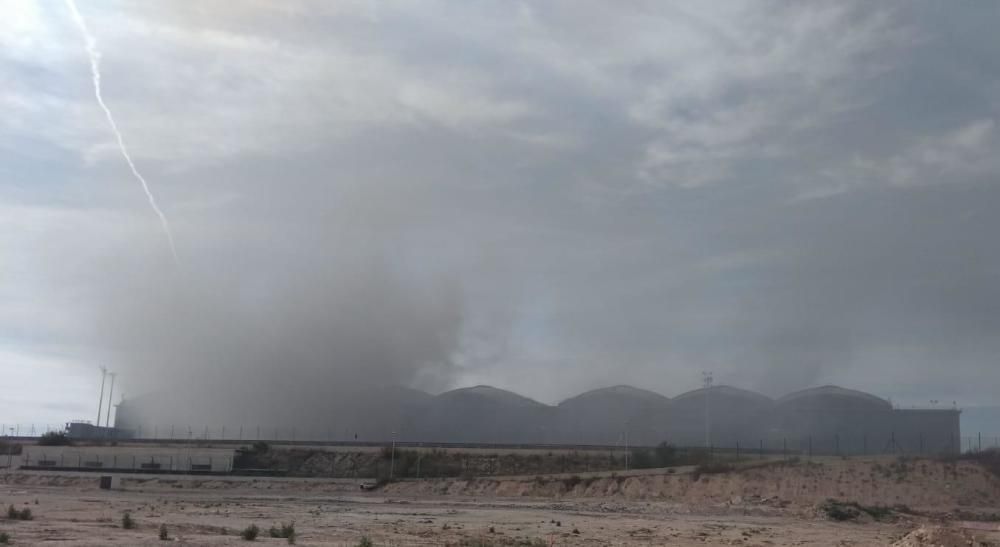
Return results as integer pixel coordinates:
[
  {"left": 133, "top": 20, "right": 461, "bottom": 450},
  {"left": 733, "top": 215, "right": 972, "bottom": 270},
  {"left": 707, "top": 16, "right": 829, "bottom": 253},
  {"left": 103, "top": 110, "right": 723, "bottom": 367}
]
[
  {"left": 105, "top": 373, "right": 117, "bottom": 428},
  {"left": 96, "top": 366, "right": 107, "bottom": 427},
  {"left": 702, "top": 371, "right": 714, "bottom": 449}
]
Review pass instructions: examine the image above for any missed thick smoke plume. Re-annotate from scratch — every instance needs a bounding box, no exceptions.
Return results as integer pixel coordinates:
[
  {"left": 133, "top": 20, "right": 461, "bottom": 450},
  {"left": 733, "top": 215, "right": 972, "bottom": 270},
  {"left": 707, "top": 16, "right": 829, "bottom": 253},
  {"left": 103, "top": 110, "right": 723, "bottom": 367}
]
[
  {"left": 92, "top": 242, "right": 463, "bottom": 428},
  {"left": 65, "top": 0, "right": 179, "bottom": 262}
]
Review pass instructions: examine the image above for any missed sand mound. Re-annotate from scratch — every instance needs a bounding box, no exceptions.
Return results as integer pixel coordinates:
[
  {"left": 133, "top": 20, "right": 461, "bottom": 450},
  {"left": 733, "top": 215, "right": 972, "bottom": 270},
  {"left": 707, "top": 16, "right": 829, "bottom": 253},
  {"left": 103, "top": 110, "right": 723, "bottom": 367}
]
[
  {"left": 893, "top": 526, "right": 997, "bottom": 547},
  {"left": 384, "top": 458, "right": 1000, "bottom": 510}
]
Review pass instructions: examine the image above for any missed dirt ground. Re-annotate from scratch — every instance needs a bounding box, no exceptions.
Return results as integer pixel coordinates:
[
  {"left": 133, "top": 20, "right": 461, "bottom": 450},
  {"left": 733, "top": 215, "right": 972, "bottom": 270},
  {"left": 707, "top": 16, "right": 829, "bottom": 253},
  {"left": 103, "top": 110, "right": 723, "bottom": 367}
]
[{"left": 2, "top": 458, "right": 1000, "bottom": 546}]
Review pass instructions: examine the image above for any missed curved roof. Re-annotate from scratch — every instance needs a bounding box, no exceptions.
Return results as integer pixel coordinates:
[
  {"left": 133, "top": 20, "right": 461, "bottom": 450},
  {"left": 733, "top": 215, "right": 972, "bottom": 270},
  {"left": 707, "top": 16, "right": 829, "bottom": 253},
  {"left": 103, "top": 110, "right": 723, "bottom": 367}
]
[
  {"left": 777, "top": 385, "right": 891, "bottom": 410},
  {"left": 435, "top": 385, "right": 548, "bottom": 408},
  {"left": 558, "top": 385, "right": 670, "bottom": 407},
  {"left": 672, "top": 385, "right": 773, "bottom": 406}
]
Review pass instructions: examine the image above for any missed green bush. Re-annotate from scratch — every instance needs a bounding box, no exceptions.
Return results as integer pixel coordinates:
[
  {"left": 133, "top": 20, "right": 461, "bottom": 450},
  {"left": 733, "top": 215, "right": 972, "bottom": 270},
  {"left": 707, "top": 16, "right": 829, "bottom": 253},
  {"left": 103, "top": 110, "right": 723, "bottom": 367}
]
[
  {"left": 6, "top": 506, "right": 31, "bottom": 521},
  {"left": 159, "top": 524, "right": 169, "bottom": 540},
  {"left": 122, "top": 512, "right": 135, "bottom": 529},
  {"left": 241, "top": 524, "right": 260, "bottom": 541},
  {"left": 37, "top": 432, "right": 72, "bottom": 446},
  {"left": 821, "top": 500, "right": 894, "bottom": 522},
  {"left": 0, "top": 531, "right": 9, "bottom": 544},
  {"left": 822, "top": 501, "right": 860, "bottom": 521},
  {"left": 233, "top": 442, "right": 271, "bottom": 469},
  {"left": 357, "top": 536, "right": 374, "bottom": 547},
  {"left": 268, "top": 522, "right": 295, "bottom": 540}
]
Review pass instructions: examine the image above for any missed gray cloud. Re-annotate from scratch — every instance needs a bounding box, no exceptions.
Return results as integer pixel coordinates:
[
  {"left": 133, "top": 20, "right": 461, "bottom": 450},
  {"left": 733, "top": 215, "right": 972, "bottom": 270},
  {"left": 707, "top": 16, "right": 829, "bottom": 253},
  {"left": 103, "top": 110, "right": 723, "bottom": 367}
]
[{"left": 1, "top": 1, "right": 999, "bottom": 425}]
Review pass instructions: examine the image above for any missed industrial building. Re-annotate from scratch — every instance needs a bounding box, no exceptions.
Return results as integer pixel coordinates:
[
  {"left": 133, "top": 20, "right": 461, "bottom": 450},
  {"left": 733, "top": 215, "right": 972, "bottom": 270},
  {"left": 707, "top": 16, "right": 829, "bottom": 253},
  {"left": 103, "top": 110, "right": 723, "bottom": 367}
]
[{"left": 114, "top": 384, "right": 961, "bottom": 454}]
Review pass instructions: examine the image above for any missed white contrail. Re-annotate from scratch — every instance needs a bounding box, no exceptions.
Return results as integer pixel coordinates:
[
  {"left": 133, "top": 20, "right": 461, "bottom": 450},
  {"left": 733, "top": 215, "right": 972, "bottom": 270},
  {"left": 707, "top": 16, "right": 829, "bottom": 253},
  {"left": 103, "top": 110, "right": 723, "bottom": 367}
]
[{"left": 65, "top": 0, "right": 179, "bottom": 262}]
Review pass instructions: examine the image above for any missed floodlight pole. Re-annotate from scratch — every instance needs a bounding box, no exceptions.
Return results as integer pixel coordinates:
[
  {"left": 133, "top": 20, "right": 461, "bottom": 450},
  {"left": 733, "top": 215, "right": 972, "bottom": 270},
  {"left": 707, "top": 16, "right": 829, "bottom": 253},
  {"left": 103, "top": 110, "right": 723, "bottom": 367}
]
[
  {"left": 96, "top": 366, "right": 107, "bottom": 427},
  {"left": 703, "top": 372, "right": 714, "bottom": 449},
  {"left": 390, "top": 431, "right": 397, "bottom": 479},
  {"left": 105, "top": 373, "right": 117, "bottom": 428},
  {"left": 624, "top": 421, "right": 630, "bottom": 471}
]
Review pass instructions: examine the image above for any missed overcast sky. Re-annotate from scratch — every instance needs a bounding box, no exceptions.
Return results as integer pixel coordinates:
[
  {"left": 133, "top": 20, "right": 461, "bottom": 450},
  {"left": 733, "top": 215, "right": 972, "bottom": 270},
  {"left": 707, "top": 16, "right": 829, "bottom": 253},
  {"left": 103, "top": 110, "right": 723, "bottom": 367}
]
[{"left": 2, "top": 1, "right": 999, "bottom": 426}]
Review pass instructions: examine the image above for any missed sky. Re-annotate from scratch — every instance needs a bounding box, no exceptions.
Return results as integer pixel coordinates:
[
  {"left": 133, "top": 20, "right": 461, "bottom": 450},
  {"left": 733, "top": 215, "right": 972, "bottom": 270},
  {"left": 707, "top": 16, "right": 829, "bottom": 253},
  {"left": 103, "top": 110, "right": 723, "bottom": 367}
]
[{"left": 2, "top": 1, "right": 999, "bottom": 427}]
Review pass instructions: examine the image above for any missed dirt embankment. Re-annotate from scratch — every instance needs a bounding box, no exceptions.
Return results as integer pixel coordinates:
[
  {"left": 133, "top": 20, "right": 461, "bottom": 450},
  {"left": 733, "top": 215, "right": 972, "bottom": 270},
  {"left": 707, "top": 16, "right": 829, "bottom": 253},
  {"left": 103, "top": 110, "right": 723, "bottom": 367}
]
[
  {"left": 893, "top": 526, "right": 1000, "bottom": 547},
  {"left": 383, "top": 458, "right": 1000, "bottom": 510}
]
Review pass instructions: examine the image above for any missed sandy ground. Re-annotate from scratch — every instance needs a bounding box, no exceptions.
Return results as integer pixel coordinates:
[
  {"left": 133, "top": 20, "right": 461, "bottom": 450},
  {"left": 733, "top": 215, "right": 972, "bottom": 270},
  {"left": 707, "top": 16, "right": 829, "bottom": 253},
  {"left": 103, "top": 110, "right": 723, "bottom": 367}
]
[{"left": 2, "top": 460, "right": 1000, "bottom": 546}]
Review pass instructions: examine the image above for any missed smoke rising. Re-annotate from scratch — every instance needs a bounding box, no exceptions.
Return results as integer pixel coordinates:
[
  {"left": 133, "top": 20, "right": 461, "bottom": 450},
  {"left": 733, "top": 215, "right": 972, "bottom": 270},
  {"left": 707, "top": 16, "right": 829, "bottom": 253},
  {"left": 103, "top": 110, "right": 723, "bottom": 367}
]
[
  {"left": 65, "top": 0, "right": 179, "bottom": 262},
  {"left": 79, "top": 160, "right": 469, "bottom": 427}
]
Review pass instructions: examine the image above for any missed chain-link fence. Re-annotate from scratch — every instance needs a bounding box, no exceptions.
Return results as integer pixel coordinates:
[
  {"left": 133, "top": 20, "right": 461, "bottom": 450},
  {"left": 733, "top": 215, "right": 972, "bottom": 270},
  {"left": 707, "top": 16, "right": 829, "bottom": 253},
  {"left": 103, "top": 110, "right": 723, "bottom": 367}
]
[
  {"left": 18, "top": 449, "right": 233, "bottom": 473},
  {"left": 4, "top": 421, "right": 998, "bottom": 455}
]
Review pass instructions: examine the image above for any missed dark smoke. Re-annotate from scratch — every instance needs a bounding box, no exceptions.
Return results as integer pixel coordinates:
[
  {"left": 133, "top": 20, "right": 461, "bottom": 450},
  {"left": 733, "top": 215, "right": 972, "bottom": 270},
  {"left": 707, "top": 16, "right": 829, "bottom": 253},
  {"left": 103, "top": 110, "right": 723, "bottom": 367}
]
[{"left": 88, "top": 233, "right": 462, "bottom": 427}]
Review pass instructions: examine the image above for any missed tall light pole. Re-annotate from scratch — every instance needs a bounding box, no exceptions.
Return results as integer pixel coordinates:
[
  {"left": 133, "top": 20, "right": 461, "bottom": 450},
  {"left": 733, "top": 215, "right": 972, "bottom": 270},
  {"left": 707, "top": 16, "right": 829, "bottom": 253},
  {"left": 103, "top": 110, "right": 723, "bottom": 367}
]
[
  {"left": 96, "top": 366, "right": 107, "bottom": 426},
  {"left": 390, "top": 431, "right": 397, "bottom": 479},
  {"left": 702, "top": 372, "right": 714, "bottom": 449},
  {"left": 624, "top": 420, "right": 630, "bottom": 471},
  {"left": 105, "top": 373, "right": 117, "bottom": 428}
]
